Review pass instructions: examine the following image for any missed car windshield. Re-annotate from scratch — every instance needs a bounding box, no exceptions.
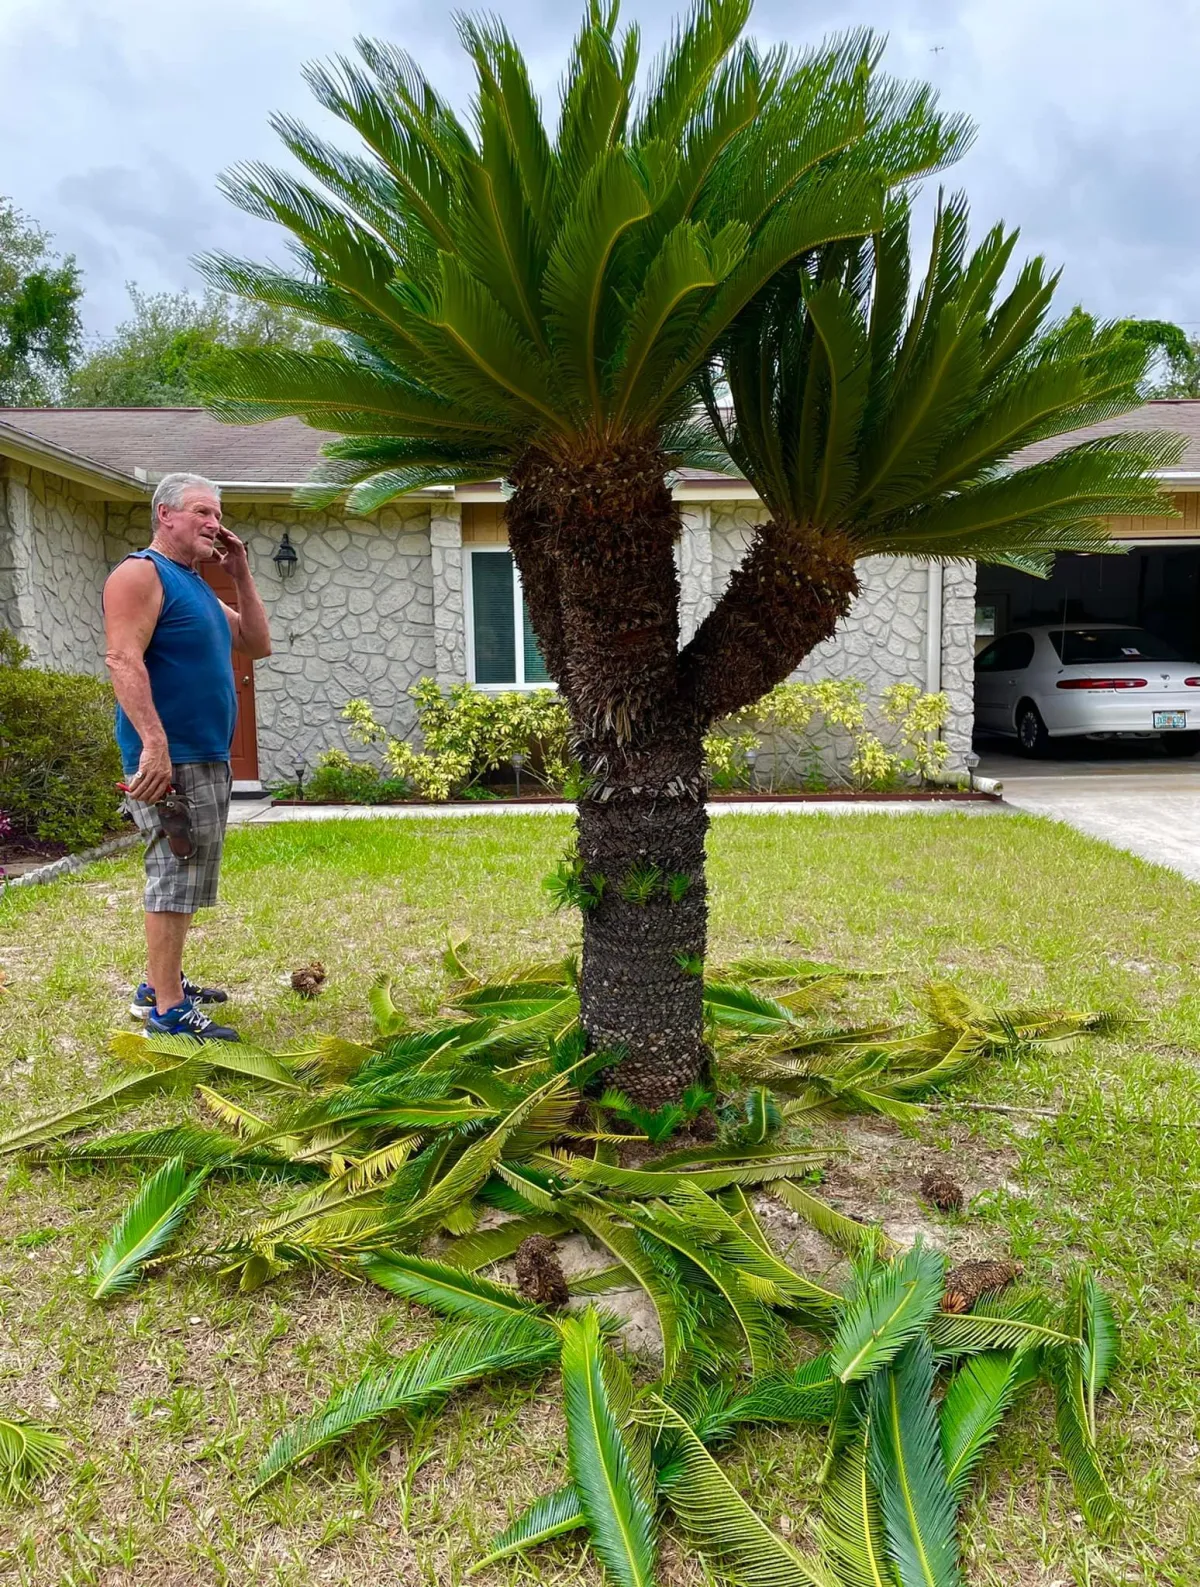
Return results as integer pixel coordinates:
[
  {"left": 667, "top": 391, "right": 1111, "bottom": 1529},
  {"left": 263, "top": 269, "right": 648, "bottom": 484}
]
[{"left": 1049, "top": 628, "right": 1186, "bottom": 665}]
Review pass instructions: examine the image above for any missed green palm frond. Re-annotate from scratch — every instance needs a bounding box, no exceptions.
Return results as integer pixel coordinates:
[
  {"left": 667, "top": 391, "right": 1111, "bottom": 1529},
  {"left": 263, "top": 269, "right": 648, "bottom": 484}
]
[
  {"left": 359, "top": 1251, "right": 560, "bottom": 1333},
  {"left": 548, "top": 1150, "right": 822, "bottom": 1197},
  {"left": 704, "top": 981, "right": 803, "bottom": 1035},
  {"left": 439, "top": 1214, "right": 569, "bottom": 1271},
  {"left": 253, "top": 1314, "right": 560, "bottom": 1492},
  {"left": 696, "top": 1355, "right": 839, "bottom": 1440},
  {"left": 832, "top": 1244, "right": 946, "bottom": 1383},
  {"left": 43, "top": 1125, "right": 315, "bottom": 1177},
  {"left": 938, "top": 1349, "right": 1040, "bottom": 1500},
  {"left": 0, "top": 1415, "right": 69, "bottom": 1501},
  {"left": 1062, "top": 1267, "right": 1118, "bottom": 1436},
  {"left": 867, "top": 1337, "right": 960, "bottom": 1587},
  {"left": 568, "top": 1200, "right": 694, "bottom": 1380},
  {"left": 368, "top": 973, "right": 406, "bottom": 1035},
  {"left": 818, "top": 1422, "right": 890, "bottom": 1587},
  {"left": 91, "top": 1157, "right": 210, "bottom": 1300},
  {"left": 116, "top": 1031, "right": 304, "bottom": 1090},
  {"left": 929, "top": 1291, "right": 1078, "bottom": 1360},
  {"left": 772, "top": 1180, "right": 893, "bottom": 1259},
  {"left": 651, "top": 1396, "right": 838, "bottom": 1587},
  {"left": 560, "top": 1310, "right": 658, "bottom": 1587},
  {"left": 470, "top": 1483, "right": 586, "bottom": 1574},
  {"left": 0, "top": 1064, "right": 195, "bottom": 1157},
  {"left": 709, "top": 189, "right": 1177, "bottom": 580}
]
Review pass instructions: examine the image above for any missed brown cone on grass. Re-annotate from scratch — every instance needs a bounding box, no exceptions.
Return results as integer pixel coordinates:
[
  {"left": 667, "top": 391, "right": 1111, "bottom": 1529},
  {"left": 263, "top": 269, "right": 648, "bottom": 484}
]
[
  {"left": 291, "top": 961, "right": 326, "bottom": 998},
  {"left": 514, "top": 1235, "right": 570, "bottom": 1309},
  {"left": 941, "top": 1258, "right": 1023, "bottom": 1313},
  {"left": 920, "top": 1169, "right": 965, "bottom": 1212}
]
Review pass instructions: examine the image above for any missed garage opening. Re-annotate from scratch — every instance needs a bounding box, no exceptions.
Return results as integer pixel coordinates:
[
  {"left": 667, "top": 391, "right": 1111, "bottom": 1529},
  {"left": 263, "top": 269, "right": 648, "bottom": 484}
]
[
  {"left": 973, "top": 546, "right": 1200, "bottom": 757},
  {"left": 974, "top": 546, "right": 1200, "bottom": 660}
]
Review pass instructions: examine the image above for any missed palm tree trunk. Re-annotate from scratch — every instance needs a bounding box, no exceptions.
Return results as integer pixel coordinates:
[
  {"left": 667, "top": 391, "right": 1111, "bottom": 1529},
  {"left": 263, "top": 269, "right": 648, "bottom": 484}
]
[
  {"left": 574, "top": 735, "right": 710, "bottom": 1110},
  {"left": 509, "top": 438, "right": 711, "bottom": 1108}
]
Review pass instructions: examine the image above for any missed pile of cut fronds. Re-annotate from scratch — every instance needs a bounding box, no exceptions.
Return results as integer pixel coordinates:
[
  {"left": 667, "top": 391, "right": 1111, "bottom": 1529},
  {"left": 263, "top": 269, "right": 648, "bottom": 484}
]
[{"left": 1, "top": 947, "right": 1124, "bottom": 1576}]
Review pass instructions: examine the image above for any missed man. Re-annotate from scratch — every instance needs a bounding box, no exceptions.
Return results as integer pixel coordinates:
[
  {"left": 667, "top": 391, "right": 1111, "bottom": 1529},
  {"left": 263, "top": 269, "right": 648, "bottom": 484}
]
[{"left": 104, "top": 472, "right": 271, "bottom": 1041}]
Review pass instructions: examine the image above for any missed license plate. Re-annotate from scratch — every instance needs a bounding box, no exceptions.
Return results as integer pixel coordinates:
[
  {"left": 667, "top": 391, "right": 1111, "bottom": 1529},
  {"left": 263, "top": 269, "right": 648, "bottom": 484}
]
[{"left": 1154, "top": 711, "right": 1187, "bottom": 730}]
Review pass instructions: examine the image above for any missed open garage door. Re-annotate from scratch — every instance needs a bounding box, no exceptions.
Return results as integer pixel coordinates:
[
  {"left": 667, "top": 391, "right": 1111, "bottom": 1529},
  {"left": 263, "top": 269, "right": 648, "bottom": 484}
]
[
  {"left": 973, "top": 545, "right": 1200, "bottom": 762},
  {"left": 975, "top": 546, "right": 1200, "bottom": 661}
]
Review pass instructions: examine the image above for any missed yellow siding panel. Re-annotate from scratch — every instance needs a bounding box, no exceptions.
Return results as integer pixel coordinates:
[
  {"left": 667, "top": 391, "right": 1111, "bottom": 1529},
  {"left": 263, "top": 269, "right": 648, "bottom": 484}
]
[{"left": 461, "top": 502, "right": 508, "bottom": 544}]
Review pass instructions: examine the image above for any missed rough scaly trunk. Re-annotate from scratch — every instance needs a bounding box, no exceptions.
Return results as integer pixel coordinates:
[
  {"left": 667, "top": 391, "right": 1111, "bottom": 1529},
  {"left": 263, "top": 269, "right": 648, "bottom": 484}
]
[
  {"left": 508, "top": 447, "right": 861, "bottom": 1109},
  {"left": 509, "top": 438, "right": 710, "bottom": 1107}
]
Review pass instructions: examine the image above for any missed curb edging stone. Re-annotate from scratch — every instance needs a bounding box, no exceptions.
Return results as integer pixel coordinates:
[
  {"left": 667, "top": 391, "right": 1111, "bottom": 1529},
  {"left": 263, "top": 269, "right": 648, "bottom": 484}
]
[{"left": 2, "top": 832, "right": 142, "bottom": 891}]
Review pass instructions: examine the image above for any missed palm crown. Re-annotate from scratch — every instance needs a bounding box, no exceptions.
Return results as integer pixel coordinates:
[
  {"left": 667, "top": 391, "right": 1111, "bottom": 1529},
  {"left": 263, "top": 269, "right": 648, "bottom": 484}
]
[
  {"left": 702, "top": 192, "right": 1182, "bottom": 570},
  {"left": 200, "top": 0, "right": 969, "bottom": 506}
]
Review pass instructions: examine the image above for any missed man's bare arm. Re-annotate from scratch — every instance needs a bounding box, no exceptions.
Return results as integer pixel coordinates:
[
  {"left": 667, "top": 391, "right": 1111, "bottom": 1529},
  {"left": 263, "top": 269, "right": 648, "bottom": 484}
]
[
  {"left": 103, "top": 559, "right": 173, "bottom": 803},
  {"left": 214, "top": 527, "right": 272, "bottom": 658}
]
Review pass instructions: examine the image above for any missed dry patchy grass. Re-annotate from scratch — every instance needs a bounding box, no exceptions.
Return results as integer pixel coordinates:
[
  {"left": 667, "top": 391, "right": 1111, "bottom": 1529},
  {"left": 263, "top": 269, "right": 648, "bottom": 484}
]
[{"left": 0, "top": 811, "right": 1197, "bottom": 1586}]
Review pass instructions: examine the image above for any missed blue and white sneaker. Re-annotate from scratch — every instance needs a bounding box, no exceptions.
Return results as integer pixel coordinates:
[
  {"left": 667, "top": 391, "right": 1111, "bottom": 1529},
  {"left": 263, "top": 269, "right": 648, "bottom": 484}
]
[
  {"left": 145, "top": 999, "right": 241, "bottom": 1043},
  {"left": 130, "top": 975, "right": 228, "bottom": 1020}
]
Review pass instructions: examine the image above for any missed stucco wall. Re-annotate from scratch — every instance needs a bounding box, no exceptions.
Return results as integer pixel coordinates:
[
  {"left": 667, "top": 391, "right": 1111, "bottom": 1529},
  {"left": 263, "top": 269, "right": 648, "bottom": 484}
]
[
  {"left": 0, "top": 464, "right": 109, "bottom": 675},
  {"left": 105, "top": 499, "right": 436, "bottom": 783}
]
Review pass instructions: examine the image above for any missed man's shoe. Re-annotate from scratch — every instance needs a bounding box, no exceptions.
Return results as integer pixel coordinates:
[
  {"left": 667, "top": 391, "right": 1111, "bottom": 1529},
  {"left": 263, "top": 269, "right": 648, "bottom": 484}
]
[
  {"left": 130, "top": 976, "right": 229, "bottom": 1019},
  {"left": 145, "top": 998, "right": 241, "bottom": 1043}
]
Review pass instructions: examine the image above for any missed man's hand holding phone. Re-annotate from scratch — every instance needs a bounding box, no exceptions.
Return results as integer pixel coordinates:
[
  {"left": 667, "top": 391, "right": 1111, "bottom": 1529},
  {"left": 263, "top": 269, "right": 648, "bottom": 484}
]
[{"left": 213, "top": 524, "right": 250, "bottom": 574}]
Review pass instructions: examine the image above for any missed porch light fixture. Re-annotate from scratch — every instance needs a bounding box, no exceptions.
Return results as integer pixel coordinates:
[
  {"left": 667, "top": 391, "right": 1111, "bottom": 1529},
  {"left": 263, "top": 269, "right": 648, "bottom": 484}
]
[{"left": 273, "top": 532, "right": 299, "bottom": 578}]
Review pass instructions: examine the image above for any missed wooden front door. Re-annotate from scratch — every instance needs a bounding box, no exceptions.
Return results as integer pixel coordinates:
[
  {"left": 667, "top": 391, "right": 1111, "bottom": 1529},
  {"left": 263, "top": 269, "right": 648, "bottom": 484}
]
[{"left": 201, "top": 559, "right": 260, "bottom": 783}]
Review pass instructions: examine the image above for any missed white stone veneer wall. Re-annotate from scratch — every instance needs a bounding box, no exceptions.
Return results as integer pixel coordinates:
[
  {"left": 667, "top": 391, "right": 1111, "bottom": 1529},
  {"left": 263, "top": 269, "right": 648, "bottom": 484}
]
[
  {"left": 0, "top": 464, "right": 110, "bottom": 675},
  {"left": 693, "top": 501, "right": 972, "bottom": 771},
  {"left": 105, "top": 500, "right": 436, "bottom": 783}
]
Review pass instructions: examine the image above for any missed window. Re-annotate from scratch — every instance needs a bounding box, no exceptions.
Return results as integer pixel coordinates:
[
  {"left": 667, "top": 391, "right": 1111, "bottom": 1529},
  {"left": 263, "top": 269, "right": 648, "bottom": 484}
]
[
  {"left": 974, "top": 632, "right": 1035, "bottom": 672},
  {"left": 466, "top": 549, "right": 551, "bottom": 687},
  {"left": 1048, "top": 627, "right": 1184, "bottom": 665}
]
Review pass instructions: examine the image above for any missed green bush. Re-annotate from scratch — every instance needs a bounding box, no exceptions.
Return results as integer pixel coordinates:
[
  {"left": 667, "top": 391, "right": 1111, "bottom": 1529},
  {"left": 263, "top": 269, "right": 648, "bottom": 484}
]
[
  {"left": 297, "top": 748, "right": 411, "bottom": 804},
  {"left": 0, "top": 638, "right": 123, "bottom": 848}
]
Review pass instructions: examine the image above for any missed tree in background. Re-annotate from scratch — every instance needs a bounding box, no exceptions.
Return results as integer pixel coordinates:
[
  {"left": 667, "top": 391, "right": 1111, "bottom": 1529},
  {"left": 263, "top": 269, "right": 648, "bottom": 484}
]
[
  {"left": 0, "top": 199, "right": 83, "bottom": 404},
  {"left": 65, "top": 286, "right": 322, "bottom": 407}
]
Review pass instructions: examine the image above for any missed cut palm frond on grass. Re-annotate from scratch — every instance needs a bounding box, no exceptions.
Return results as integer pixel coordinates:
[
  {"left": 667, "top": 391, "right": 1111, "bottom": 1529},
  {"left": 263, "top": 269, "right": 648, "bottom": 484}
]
[
  {"left": 253, "top": 1313, "right": 561, "bottom": 1492},
  {"left": 0, "top": 1415, "right": 69, "bottom": 1501},
  {"left": 560, "top": 1310, "right": 659, "bottom": 1587},
  {"left": 91, "top": 1156, "right": 209, "bottom": 1299},
  {"left": 9, "top": 939, "right": 1126, "bottom": 1577}
]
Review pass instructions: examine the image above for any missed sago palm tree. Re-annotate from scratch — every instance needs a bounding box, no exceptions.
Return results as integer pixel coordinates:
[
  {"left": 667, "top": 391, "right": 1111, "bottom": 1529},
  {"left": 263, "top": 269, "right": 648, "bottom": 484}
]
[
  {"left": 199, "top": 1, "right": 1167, "bottom": 1108},
  {"left": 690, "top": 191, "right": 1181, "bottom": 722}
]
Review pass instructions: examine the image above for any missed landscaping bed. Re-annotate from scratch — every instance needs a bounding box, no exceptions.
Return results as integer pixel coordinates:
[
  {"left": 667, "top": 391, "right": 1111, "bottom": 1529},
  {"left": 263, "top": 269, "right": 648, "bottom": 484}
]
[
  {"left": 0, "top": 811, "right": 1196, "bottom": 1584},
  {"left": 270, "top": 788, "right": 998, "bottom": 807}
]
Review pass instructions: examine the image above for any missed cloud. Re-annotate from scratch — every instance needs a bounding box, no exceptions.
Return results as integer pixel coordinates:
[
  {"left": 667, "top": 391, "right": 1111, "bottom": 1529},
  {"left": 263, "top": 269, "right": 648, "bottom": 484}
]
[{"left": 1, "top": 0, "right": 1197, "bottom": 338}]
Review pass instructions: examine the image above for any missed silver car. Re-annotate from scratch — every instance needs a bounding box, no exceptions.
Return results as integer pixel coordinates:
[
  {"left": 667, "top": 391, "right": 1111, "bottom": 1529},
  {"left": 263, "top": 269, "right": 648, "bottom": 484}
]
[{"left": 974, "top": 624, "right": 1200, "bottom": 756}]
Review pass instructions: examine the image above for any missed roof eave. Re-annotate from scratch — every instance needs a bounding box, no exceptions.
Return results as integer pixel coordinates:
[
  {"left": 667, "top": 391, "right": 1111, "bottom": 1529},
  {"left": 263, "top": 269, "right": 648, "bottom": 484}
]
[{"left": 0, "top": 420, "right": 147, "bottom": 500}]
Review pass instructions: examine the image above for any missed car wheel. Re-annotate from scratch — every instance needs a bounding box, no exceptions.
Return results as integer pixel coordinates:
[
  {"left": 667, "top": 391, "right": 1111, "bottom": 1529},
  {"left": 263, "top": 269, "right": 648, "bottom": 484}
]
[
  {"left": 1161, "top": 732, "right": 1200, "bottom": 758},
  {"left": 1015, "top": 702, "right": 1048, "bottom": 757}
]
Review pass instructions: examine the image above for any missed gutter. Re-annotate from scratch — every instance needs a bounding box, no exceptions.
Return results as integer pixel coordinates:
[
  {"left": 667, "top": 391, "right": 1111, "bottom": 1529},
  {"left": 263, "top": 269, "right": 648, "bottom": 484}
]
[{"left": 925, "top": 561, "right": 943, "bottom": 695}]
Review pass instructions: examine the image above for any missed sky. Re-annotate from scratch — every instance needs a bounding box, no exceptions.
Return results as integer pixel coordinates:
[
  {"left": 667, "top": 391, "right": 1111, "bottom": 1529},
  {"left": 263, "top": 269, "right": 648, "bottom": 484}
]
[{"left": 2, "top": 0, "right": 1199, "bottom": 344}]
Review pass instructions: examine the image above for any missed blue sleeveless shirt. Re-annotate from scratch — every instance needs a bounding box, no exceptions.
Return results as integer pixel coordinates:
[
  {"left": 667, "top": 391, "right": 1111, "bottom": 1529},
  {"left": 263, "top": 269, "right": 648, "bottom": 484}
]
[{"left": 112, "top": 549, "right": 238, "bottom": 774}]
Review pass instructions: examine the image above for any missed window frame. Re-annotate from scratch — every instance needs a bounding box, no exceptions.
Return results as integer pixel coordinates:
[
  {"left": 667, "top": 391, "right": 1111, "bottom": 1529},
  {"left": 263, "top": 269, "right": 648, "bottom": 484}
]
[{"left": 463, "top": 546, "right": 556, "bottom": 692}]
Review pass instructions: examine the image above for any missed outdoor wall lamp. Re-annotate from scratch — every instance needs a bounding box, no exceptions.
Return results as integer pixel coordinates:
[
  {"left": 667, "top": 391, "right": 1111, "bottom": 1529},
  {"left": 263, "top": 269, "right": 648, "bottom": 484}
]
[{"left": 273, "top": 532, "right": 299, "bottom": 578}]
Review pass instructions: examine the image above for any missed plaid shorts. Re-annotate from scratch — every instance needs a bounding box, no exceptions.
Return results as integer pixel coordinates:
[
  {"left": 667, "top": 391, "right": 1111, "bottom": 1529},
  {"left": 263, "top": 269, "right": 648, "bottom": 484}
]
[{"left": 125, "top": 761, "right": 232, "bottom": 913}]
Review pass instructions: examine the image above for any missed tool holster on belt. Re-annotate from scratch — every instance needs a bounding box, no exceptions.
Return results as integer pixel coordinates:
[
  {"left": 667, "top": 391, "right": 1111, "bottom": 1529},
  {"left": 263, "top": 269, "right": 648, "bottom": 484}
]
[{"left": 155, "top": 792, "right": 196, "bottom": 859}]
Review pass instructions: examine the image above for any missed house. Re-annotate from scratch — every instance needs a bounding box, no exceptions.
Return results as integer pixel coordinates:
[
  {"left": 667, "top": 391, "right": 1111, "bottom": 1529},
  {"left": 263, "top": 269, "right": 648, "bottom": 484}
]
[{"left": 2, "top": 402, "right": 1197, "bottom": 790}]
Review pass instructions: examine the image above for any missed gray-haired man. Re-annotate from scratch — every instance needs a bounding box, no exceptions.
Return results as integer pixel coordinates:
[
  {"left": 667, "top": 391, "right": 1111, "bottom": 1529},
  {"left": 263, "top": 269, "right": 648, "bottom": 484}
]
[{"left": 103, "top": 473, "right": 271, "bottom": 1041}]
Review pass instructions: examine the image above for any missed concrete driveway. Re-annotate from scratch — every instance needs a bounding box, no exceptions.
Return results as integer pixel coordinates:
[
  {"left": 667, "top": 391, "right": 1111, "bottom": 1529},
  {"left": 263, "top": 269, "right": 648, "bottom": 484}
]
[{"left": 977, "top": 744, "right": 1200, "bottom": 882}]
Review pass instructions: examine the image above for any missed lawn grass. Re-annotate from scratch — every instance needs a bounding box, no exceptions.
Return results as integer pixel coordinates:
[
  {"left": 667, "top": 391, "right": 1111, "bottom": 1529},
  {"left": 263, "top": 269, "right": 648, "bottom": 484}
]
[{"left": 0, "top": 809, "right": 1197, "bottom": 1586}]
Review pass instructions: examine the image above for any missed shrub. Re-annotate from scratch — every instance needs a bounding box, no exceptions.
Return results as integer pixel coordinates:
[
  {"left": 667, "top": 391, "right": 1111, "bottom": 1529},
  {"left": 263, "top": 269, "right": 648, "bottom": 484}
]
[
  {"left": 703, "top": 678, "right": 950, "bottom": 791},
  {"left": 344, "top": 681, "right": 572, "bottom": 802},
  {"left": 0, "top": 638, "right": 123, "bottom": 848},
  {"left": 294, "top": 748, "right": 411, "bottom": 805}
]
